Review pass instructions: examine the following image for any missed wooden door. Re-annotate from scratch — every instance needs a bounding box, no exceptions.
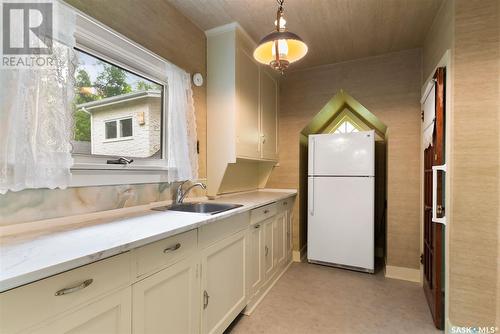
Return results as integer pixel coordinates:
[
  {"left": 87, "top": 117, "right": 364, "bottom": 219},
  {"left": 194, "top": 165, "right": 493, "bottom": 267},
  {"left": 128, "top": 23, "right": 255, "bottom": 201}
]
[
  {"left": 201, "top": 230, "right": 247, "bottom": 334},
  {"left": 31, "top": 288, "right": 132, "bottom": 334},
  {"left": 260, "top": 69, "right": 278, "bottom": 160},
  {"left": 423, "top": 67, "right": 445, "bottom": 330},
  {"left": 132, "top": 255, "right": 200, "bottom": 334},
  {"left": 236, "top": 47, "right": 260, "bottom": 159}
]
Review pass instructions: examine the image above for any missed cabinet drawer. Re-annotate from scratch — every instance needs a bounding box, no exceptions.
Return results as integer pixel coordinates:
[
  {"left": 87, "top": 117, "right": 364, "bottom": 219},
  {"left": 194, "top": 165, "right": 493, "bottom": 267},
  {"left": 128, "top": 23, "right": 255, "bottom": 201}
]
[
  {"left": 0, "top": 252, "right": 131, "bottom": 334},
  {"left": 277, "top": 198, "right": 292, "bottom": 212},
  {"left": 199, "top": 212, "right": 249, "bottom": 249},
  {"left": 133, "top": 229, "right": 197, "bottom": 278},
  {"left": 250, "top": 203, "right": 277, "bottom": 224}
]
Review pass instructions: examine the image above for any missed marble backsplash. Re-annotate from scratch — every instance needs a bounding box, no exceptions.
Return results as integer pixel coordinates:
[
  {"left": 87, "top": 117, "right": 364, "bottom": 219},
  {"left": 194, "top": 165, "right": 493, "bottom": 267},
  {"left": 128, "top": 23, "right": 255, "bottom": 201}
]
[{"left": 0, "top": 181, "right": 206, "bottom": 226}]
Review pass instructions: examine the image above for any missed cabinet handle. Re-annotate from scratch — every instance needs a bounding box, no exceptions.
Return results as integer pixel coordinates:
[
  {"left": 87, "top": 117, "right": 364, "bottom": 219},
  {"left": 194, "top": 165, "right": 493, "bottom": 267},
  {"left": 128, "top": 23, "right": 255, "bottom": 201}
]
[
  {"left": 203, "top": 290, "right": 210, "bottom": 309},
  {"left": 163, "top": 243, "right": 181, "bottom": 254},
  {"left": 265, "top": 245, "right": 269, "bottom": 256},
  {"left": 55, "top": 279, "right": 93, "bottom": 296},
  {"left": 283, "top": 202, "right": 287, "bottom": 206},
  {"left": 263, "top": 209, "right": 269, "bottom": 214},
  {"left": 254, "top": 224, "right": 261, "bottom": 229}
]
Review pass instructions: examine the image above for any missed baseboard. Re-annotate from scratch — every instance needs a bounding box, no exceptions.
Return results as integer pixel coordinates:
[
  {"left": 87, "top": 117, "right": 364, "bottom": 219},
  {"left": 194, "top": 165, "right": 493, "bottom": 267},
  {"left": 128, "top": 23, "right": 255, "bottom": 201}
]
[
  {"left": 243, "top": 259, "right": 293, "bottom": 315},
  {"left": 384, "top": 265, "right": 421, "bottom": 283},
  {"left": 292, "top": 245, "right": 307, "bottom": 262}
]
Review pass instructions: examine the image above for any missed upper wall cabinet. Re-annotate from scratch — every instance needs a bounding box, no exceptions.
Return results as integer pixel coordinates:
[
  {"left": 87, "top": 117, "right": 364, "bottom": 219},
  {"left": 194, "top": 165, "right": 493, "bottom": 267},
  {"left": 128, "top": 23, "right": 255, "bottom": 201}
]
[{"left": 206, "top": 23, "right": 279, "bottom": 196}]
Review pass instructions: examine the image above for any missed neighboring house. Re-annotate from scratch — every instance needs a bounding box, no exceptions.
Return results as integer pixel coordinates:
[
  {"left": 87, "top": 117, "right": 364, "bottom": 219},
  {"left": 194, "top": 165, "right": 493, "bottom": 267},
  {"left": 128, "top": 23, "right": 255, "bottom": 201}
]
[{"left": 76, "top": 90, "right": 162, "bottom": 158}]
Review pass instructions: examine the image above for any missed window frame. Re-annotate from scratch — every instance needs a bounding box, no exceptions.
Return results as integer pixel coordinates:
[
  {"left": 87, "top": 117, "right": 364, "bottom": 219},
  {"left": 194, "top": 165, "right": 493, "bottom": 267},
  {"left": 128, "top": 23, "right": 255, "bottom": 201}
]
[{"left": 70, "top": 11, "right": 171, "bottom": 186}]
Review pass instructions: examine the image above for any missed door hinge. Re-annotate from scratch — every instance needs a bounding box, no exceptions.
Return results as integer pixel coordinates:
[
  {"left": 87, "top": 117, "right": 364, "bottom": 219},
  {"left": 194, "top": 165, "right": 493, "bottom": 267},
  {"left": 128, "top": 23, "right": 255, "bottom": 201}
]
[
  {"left": 420, "top": 253, "right": 424, "bottom": 265},
  {"left": 421, "top": 110, "right": 424, "bottom": 122}
]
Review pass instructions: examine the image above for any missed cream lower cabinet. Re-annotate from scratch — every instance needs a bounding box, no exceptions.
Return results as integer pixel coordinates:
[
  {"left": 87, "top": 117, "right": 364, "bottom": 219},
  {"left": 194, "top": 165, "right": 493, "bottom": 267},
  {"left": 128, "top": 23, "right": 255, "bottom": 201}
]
[
  {"left": 263, "top": 217, "right": 275, "bottom": 280},
  {"left": 273, "top": 212, "right": 286, "bottom": 269},
  {"left": 201, "top": 230, "right": 247, "bottom": 334},
  {"left": 31, "top": 287, "right": 132, "bottom": 334},
  {"left": 286, "top": 209, "right": 293, "bottom": 259},
  {"left": 248, "top": 222, "right": 265, "bottom": 297},
  {"left": 132, "top": 254, "right": 200, "bottom": 334}
]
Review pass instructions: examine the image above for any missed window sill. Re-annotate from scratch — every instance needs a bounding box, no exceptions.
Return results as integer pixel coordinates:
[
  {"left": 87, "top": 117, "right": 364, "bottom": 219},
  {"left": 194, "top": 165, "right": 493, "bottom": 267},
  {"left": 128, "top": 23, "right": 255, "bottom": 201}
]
[
  {"left": 102, "top": 137, "right": 134, "bottom": 143},
  {"left": 70, "top": 163, "right": 172, "bottom": 187}
]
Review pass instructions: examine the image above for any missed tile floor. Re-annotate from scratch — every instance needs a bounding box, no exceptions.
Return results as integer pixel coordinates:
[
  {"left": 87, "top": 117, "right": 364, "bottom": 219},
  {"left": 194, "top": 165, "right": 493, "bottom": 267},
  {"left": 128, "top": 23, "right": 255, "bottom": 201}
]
[{"left": 226, "top": 262, "right": 441, "bottom": 334}]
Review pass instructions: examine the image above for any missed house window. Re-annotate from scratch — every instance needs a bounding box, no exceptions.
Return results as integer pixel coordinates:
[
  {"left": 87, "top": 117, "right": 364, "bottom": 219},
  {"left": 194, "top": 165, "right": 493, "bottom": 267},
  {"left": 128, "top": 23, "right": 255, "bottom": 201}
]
[
  {"left": 104, "top": 117, "right": 133, "bottom": 140},
  {"left": 333, "top": 120, "right": 360, "bottom": 134},
  {"left": 70, "top": 12, "right": 171, "bottom": 186}
]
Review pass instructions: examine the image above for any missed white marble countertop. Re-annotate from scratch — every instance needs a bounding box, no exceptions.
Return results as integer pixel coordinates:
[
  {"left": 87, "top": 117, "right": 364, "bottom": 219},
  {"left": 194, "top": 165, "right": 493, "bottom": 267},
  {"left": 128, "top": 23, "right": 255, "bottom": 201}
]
[{"left": 0, "top": 189, "right": 296, "bottom": 292}]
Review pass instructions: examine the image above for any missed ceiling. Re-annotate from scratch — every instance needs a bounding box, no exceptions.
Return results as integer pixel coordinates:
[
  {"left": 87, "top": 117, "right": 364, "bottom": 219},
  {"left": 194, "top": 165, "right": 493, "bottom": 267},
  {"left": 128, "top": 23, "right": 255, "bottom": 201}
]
[{"left": 167, "top": 0, "right": 443, "bottom": 70}]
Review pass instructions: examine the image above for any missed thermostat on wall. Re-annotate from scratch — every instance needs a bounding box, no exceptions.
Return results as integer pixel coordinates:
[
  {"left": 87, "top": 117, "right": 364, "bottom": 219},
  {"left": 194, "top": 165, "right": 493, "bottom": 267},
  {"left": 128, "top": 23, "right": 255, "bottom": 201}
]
[{"left": 192, "top": 73, "right": 203, "bottom": 87}]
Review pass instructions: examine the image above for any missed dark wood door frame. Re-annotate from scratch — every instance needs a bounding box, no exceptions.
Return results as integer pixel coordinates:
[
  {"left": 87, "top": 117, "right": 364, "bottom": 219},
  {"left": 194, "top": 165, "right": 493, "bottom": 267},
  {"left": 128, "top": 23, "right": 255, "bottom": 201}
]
[{"left": 423, "top": 67, "right": 445, "bottom": 330}]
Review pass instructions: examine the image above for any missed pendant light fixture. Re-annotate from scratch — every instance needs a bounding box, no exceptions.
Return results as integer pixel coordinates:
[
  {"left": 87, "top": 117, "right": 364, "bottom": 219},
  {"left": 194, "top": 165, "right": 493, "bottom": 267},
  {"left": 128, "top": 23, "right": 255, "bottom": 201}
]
[{"left": 253, "top": 0, "right": 308, "bottom": 74}]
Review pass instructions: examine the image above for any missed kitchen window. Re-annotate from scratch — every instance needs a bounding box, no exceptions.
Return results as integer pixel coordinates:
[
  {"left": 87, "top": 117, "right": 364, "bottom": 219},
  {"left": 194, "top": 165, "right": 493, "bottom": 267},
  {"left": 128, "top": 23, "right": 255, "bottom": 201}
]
[{"left": 71, "top": 11, "right": 171, "bottom": 186}]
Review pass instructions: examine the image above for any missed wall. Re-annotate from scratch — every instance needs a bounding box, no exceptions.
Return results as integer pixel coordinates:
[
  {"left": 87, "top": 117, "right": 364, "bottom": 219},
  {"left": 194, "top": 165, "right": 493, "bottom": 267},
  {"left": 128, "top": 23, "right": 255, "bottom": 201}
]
[
  {"left": 0, "top": 0, "right": 206, "bottom": 226},
  {"left": 423, "top": 0, "right": 500, "bottom": 327},
  {"left": 267, "top": 49, "right": 422, "bottom": 270},
  {"left": 449, "top": 0, "right": 499, "bottom": 327}
]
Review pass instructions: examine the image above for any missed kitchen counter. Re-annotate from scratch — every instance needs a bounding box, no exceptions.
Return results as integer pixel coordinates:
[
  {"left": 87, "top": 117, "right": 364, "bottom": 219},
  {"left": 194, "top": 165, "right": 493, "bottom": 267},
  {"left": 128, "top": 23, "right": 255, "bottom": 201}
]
[{"left": 0, "top": 189, "right": 296, "bottom": 292}]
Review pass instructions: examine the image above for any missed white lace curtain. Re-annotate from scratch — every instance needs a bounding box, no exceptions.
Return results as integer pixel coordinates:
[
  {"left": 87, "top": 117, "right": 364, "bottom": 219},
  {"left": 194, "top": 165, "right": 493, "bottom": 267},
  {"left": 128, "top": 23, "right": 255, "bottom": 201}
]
[
  {"left": 0, "top": 1, "right": 76, "bottom": 194},
  {"left": 165, "top": 63, "right": 199, "bottom": 182}
]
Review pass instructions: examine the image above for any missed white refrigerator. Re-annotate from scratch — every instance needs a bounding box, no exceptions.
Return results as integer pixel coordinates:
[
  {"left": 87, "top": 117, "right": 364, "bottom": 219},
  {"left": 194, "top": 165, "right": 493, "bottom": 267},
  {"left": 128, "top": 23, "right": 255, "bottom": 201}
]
[{"left": 307, "top": 130, "right": 375, "bottom": 273}]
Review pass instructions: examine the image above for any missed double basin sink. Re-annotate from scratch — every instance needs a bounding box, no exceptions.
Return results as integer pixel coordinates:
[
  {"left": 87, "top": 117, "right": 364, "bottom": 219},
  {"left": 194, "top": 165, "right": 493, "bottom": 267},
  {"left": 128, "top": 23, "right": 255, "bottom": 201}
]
[{"left": 152, "top": 202, "right": 243, "bottom": 215}]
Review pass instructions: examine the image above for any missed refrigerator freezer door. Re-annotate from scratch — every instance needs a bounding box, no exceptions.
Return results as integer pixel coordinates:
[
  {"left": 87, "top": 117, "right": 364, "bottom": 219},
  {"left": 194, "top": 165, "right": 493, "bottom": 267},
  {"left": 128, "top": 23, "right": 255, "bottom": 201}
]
[
  {"left": 308, "top": 131, "right": 375, "bottom": 176},
  {"left": 308, "top": 176, "right": 374, "bottom": 271}
]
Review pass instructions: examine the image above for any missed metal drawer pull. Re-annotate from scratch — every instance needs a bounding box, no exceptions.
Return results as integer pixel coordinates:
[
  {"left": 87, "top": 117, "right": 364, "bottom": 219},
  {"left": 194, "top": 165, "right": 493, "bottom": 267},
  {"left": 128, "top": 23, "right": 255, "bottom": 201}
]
[
  {"left": 163, "top": 243, "right": 181, "bottom": 254},
  {"left": 265, "top": 245, "right": 269, "bottom": 256},
  {"left": 263, "top": 209, "right": 269, "bottom": 214},
  {"left": 203, "top": 290, "right": 210, "bottom": 309},
  {"left": 55, "top": 279, "right": 93, "bottom": 296},
  {"left": 254, "top": 224, "right": 261, "bottom": 229}
]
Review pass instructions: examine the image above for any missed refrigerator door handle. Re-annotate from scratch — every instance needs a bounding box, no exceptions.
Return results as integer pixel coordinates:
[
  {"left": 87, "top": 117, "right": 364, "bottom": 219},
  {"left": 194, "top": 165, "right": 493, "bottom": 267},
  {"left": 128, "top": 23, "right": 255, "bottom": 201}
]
[
  {"left": 309, "top": 137, "right": 315, "bottom": 216},
  {"left": 309, "top": 178, "right": 314, "bottom": 216},
  {"left": 432, "top": 164, "right": 447, "bottom": 225}
]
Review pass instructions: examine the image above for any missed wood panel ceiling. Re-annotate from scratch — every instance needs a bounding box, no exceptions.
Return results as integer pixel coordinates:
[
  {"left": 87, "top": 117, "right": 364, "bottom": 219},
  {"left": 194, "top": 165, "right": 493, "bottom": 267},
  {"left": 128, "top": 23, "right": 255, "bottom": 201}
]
[{"left": 167, "top": 0, "right": 443, "bottom": 70}]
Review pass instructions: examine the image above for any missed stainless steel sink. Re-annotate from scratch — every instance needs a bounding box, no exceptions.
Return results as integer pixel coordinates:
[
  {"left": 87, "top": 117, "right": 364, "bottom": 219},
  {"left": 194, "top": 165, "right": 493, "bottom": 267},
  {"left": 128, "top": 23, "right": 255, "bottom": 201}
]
[{"left": 152, "top": 202, "right": 243, "bottom": 215}]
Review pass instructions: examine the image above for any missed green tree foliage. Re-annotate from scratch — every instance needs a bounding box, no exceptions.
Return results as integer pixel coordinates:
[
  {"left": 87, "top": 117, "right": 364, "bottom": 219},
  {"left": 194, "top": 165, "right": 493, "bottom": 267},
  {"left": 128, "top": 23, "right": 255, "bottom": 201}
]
[
  {"left": 94, "top": 61, "right": 132, "bottom": 98},
  {"left": 136, "top": 80, "right": 155, "bottom": 91},
  {"left": 75, "top": 69, "right": 98, "bottom": 104},
  {"left": 73, "top": 110, "right": 91, "bottom": 141}
]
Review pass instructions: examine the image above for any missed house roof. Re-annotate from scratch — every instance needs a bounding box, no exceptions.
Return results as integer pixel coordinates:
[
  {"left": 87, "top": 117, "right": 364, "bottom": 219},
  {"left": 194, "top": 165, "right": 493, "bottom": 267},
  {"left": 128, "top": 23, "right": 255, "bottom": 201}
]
[{"left": 77, "top": 90, "right": 161, "bottom": 112}]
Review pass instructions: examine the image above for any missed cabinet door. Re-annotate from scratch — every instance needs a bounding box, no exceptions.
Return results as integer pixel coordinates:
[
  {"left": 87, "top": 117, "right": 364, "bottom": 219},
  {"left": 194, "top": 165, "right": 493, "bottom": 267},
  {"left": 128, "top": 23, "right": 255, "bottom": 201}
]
[
  {"left": 248, "top": 223, "right": 265, "bottom": 298},
  {"left": 132, "top": 255, "right": 200, "bottom": 334},
  {"left": 235, "top": 47, "right": 260, "bottom": 159},
  {"left": 273, "top": 212, "right": 286, "bottom": 268},
  {"left": 260, "top": 69, "right": 278, "bottom": 160},
  {"left": 201, "top": 230, "right": 247, "bottom": 334},
  {"left": 286, "top": 209, "right": 293, "bottom": 260},
  {"left": 31, "top": 288, "right": 131, "bottom": 334},
  {"left": 263, "top": 218, "right": 275, "bottom": 279}
]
